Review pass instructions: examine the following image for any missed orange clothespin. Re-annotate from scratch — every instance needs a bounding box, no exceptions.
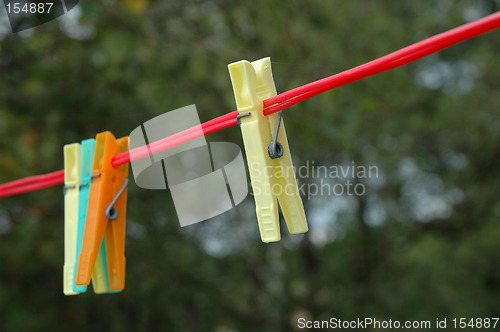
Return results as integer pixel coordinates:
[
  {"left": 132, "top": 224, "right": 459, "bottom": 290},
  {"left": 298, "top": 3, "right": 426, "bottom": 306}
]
[{"left": 75, "top": 131, "right": 129, "bottom": 292}]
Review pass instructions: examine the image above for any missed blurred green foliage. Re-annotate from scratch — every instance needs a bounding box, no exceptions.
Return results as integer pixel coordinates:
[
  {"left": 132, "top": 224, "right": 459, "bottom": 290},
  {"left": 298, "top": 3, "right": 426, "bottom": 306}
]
[{"left": 1, "top": 0, "right": 500, "bottom": 331}]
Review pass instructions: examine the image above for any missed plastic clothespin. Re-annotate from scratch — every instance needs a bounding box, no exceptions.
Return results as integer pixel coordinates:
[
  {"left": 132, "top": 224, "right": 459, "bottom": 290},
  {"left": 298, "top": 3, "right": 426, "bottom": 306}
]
[
  {"left": 228, "top": 57, "right": 309, "bottom": 242},
  {"left": 72, "top": 138, "right": 110, "bottom": 294},
  {"left": 63, "top": 143, "right": 81, "bottom": 295},
  {"left": 75, "top": 131, "right": 130, "bottom": 292}
]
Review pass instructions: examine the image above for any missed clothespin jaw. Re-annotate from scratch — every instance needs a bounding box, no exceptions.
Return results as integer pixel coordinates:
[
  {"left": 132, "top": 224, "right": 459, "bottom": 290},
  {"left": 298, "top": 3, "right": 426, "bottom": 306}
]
[
  {"left": 92, "top": 243, "right": 111, "bottom": 294},
  {"left": 228, "top": 57, "right": 308, "bottom": 243},
  {"left": 63, "top": 143, "right": 81, "bottom": 295},
  {"left": 75, "top": 132, "right": 129, "bottom": 292}
]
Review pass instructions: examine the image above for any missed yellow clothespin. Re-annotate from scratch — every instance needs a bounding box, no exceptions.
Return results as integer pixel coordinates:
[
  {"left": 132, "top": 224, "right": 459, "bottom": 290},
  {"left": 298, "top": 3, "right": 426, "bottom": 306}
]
[
  {"left": 228, "top": 57, "right": 309, "bottom": 242},
  {"left": 63, "top": 143, "right": 81, "bottom": 295}
]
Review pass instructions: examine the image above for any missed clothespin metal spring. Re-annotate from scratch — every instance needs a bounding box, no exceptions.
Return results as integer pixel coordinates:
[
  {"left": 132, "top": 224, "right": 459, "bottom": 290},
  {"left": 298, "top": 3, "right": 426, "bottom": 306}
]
[
  {"left": 268, "top": 110, "right": 284, "bottom": 159},
  {"left": 236, "top": 112, "right": 251, "bottom": 126},
  {"left": 105, "top": 178, "right": 129, "bottom": 220}
]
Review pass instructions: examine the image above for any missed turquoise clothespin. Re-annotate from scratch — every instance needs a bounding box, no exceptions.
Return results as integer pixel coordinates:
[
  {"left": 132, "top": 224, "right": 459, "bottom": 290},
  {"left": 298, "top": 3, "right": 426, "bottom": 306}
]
[{"left": 73, "top": 139, "right": 94, "bottom": 293}]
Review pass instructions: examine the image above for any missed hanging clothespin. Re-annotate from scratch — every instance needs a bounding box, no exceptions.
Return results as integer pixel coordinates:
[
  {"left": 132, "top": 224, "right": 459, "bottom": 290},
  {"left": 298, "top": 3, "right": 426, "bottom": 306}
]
[
  {"left": 72, "top": 138, "right": 110, "bottom": 294},
  {"left": 228, "top": 57, "right": 309, "bottom": 242},
  {"left": 75, "top": 132, "right": 130, "bottom": 292},
  {"left": 63, "top": 143, "right": 81, "bottom": 295},
  {"left": 73, "top": 139, "right": 92, "bottom": 293}
]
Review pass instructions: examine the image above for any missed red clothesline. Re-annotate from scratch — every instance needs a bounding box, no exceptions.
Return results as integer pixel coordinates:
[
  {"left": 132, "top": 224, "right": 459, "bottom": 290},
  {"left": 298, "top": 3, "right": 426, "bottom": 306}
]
[
  {"left": 262, "top": 11, "right": 500, "bottom": 115},
  {"left": 1, "top": 11, "right": 500, "bottom": 199},
  {"left": 110, "top": 111, "right": 240, "bottom": 167},
  {"left": 0, "top": 112, "right": 239, "bottom": 198}
]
